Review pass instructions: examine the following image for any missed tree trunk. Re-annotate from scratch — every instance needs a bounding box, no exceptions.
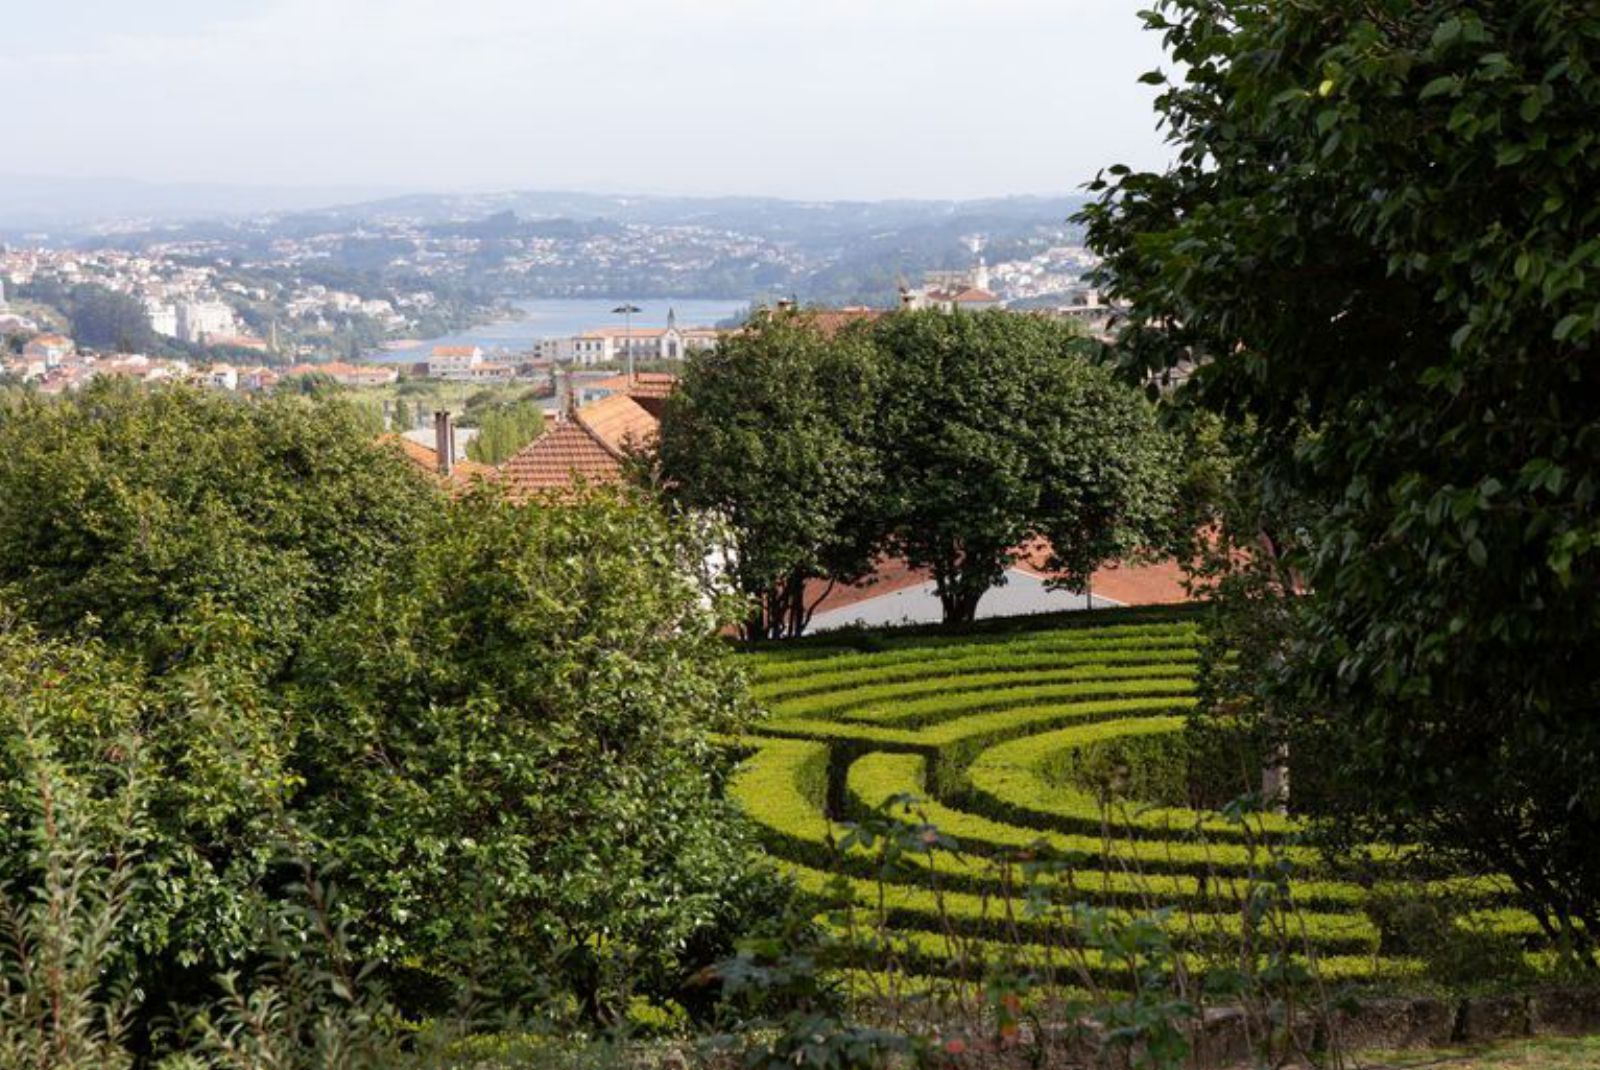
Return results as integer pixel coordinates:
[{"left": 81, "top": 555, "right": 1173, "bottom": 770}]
[{"left": 1261, "top": 741, "right": 1290, "bottom": 813}]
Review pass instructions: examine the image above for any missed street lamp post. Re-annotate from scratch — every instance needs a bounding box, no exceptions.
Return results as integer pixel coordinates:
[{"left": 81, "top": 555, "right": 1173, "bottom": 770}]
[{"left": 612, "top": 303, "right": 642, "bottom": 382}]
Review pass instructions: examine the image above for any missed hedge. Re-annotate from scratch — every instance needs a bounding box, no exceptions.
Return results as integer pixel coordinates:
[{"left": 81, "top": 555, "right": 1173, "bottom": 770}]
[
  {"left": 725, "top": 737, "right": 1499, "bottom": 920},
  {"left": 752, "top": 634, "right": 1200, "bottom": 696},
  {"left": 963, "top": 716, "right": 1301, "bottom": 841},
  {"left": 782, "top": 673, "right": 1197, "bottom": 728}
]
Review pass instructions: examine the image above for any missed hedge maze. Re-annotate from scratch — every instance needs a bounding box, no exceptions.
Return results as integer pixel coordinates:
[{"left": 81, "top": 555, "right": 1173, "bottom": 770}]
[{"left": 731, "top": 608, "right": 1543, "bottom": 989}]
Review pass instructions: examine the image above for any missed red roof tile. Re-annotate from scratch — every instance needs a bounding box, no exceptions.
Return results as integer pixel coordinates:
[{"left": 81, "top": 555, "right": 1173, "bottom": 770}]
[
  {"left": 384, "top": 435, "right": 495, "bottom": 494},
  {"left": 497, "top": 420, "right": 626, "bottom": 499},
  {"left": 496, "top": 395, "right": 660, "bottom": 500},
  {"left": 585, "top": 371, "right": 678, "bottom": 399},
  {"left": 576, "top": 393, "right": 657, "bottom": 454}
]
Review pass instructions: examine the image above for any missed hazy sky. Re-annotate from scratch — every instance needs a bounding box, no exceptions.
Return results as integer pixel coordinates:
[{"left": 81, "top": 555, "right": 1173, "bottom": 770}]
[{"left": 11, "top": 0, "right": 1174, "bottom": 200}]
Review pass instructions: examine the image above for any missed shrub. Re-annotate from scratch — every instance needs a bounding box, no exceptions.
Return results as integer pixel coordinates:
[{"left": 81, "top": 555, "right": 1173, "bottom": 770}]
[{"left": 295, "top": 486, "right": 773, "bottom": 1019}]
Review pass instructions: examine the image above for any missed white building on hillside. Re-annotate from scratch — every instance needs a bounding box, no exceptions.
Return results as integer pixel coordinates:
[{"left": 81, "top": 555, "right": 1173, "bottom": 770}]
[
  {"left": 145, "top": 299, "right": 179, "bottom": 337},
  {"left": 176, "top": 300, "right": 239, "bottom": 344},
  {"left": 536, "top": 309, "right": 720, "bottom": 367},
  {"left": 427, "top": 345, "right": 484, "bottom": 379}
]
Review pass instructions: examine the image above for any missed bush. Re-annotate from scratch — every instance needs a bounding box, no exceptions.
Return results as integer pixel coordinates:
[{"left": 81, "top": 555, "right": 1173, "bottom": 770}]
[
  {"left": 0, "top": 380, "right": 436, "bottom": 675},
  {"left": 294, "top": 486, "right": 774, "bottom": 1018}
]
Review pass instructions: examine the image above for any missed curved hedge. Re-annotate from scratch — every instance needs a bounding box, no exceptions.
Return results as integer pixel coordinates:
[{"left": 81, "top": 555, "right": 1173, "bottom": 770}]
[{"left": 734, "top": 608, "right": 1544, "bottom": 989}]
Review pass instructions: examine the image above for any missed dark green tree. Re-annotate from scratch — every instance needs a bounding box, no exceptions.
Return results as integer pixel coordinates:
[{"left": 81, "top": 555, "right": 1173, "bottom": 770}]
[
  {"left": 65, "top": 284, "right": 157, "bottom": 353},
  {"left": 871, "top": 310, "right": 1177, "bottom": 623},
  {"left": 1081, "top": 1, "right": 1600, "bottom": 954},
  {"left": 0, "top": 379, "right": 436, "bottom": 674},
  {"left": 657, "top": 309, "right": 885, "bottom": 638}
]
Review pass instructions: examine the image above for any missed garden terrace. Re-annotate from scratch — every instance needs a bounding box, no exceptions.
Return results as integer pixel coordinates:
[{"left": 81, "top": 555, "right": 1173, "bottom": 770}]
[{"left": 732, "top": 608, "right": 1554, "bottom": 989}]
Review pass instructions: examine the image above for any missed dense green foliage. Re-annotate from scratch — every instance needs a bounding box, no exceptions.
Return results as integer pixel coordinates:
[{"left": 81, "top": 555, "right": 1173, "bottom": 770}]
[
  {"left": 657, "top": 310, "right": 884, "bottom": 638},
  {"left": 0, "top": 386, "right": 777, "bottom": 1052},
  {"left": 1081, "top": 0, "right": 1600, "bottom": 953},
  {"left": 0, "top": 381, "right": 434, "bottom": 674},
  {"left": 295, "top": 487, "right": 764, "bottom": 1015},
  {"left": 658, "top": 309, "right": 1178, "bottom": 632},
  {"left": 464, "top": 400, "right": 545, "bottom": 465},
  {"left": 870, "top": 311, "right": 1178, "bottom": 622}
]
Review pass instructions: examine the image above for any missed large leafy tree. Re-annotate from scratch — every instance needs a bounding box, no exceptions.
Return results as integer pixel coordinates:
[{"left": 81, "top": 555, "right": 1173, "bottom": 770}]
[
  {"left": 0, "top": 379, "right": 436, "bottom": 674},
  {"left": 656, "top": 309, "right": 884, "bottom": 638},
  {"left": 1083, "top": 2, "right": 1600, "bottom": 951},
  {"left": 871, "top": 309, "right": 1177, "bottom": 623}
]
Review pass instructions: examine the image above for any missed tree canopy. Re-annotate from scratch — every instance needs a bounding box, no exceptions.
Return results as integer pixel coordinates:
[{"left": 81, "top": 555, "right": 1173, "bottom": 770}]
[
  {"left": 657, "top": 310, "right": 884, "bottom": 638},
  {"left": 871, "top": 310, "right": 1177, "bottom": 623},
  {"left": 0, "top": 380, "right": 436, "bottom": 675},
  {"left": 465, "top": 399, "right": 545, "bottom": 465},
  {"left": 1082, "top": 0, "right": 1600, "bottom": 950}
]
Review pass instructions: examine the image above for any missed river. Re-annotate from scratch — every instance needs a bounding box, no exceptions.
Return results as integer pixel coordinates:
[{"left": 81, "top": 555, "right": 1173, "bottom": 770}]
[{"left": 370, "top": 297, "right": 753, "bottom": 362}]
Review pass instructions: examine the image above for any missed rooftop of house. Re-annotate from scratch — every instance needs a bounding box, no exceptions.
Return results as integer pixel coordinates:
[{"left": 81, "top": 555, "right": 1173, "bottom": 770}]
[
  {"left": 583, "top": 371, "right": 678, "bottom": 399},
  {"left": 802, "top": 307, "right": 887, "bottom": 337},
  {"left": 497, "top": 394, "right": 658, "bottom": 500},
  {"left": 385, "top": 434, "right": 495, "bottom": 492}
]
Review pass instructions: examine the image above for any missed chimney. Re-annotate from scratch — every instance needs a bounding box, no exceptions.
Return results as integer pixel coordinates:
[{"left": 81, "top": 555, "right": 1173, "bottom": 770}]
[{"left": 433, "top": 410, "right": 455, "bottom": 477}]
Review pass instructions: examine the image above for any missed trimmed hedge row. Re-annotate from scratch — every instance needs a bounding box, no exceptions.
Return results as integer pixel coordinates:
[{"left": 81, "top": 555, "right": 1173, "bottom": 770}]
[
  {"left": 780, "top": 862, "right": 1385, "bottom": 955},
  {"left": 765, "top": 661, "right": 1196, "bottom": 722},
  {"left": 735, "top": 612, "right": 1547, "bottom": 989},
  {"left": 821, "top": 923, "right": 1431, "bottom": 988},
  {"left": 845, "top": 749, "right": 1325, "bottom": 873},
  {"left": 751, "top": 631, "right": 1200, "bottom": 694},
  {"left": 842, "top": 751, "right": 1511, "bottom": 908},
  {"left": 787, "top": 674, "right": 1198, "bottom": 728},
  {"left": 963, "top": 716, "right": 1300, "bottom": 841},
  {"left": 724, "top": 735, "right": 1512, "bottom": 929}
]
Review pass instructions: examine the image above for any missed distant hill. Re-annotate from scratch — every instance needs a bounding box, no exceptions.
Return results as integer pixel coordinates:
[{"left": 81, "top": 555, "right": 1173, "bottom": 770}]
[{"left": 0, "top": 181, "right": 1091, "bottom": 305}]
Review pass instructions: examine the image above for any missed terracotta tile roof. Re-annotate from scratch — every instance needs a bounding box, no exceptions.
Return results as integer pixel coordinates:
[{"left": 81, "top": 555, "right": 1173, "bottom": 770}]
[
  {"left": 951, "top": 288, "right": 999, "bottom": 303},
  {"left": 496, "top": 394, "right": 659, "bottom": 500},
  {"left": 806, "top": 547, "right": 1197, "bottom": 615},
  {"left": 574, "top": 393, "right": 658, "bottom": 454},
  {"left": 804, "top": 308, "right": 886, "bottom": 337},
  {"left": 431, "top": 345, "right": 478, "bottom": 357},
  {"left": 384, "top": 434, "right": 495, "bottom": 493},
  {"left": 497, "top": 420, "right": 625, "bottom": 499},
  {"left": 585, "top": 371, "right": 678, "bottom": 399}
]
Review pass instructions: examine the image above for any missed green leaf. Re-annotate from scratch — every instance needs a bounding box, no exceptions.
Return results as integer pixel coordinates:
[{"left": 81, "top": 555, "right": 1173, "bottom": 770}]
[
  {"left": 1420, "top": 75, "right": 1459, "bottom": 100},
  {"left": 1553, "top": 313, "right": 1585, "bottom": 342},
  {"left": 1468, "top": 538, "right": 1488, "bottom": 567}
]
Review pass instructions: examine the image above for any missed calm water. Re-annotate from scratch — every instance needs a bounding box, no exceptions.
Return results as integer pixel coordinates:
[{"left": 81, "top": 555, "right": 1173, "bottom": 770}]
[{"left": 372, "top": 297, "right": 751, "bottom": 361}]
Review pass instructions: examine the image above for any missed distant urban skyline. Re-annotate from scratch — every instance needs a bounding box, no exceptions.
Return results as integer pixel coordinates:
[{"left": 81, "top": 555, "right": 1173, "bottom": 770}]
[{"left": 12, "top": 0, "right": 1174, "bottom": 202}]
